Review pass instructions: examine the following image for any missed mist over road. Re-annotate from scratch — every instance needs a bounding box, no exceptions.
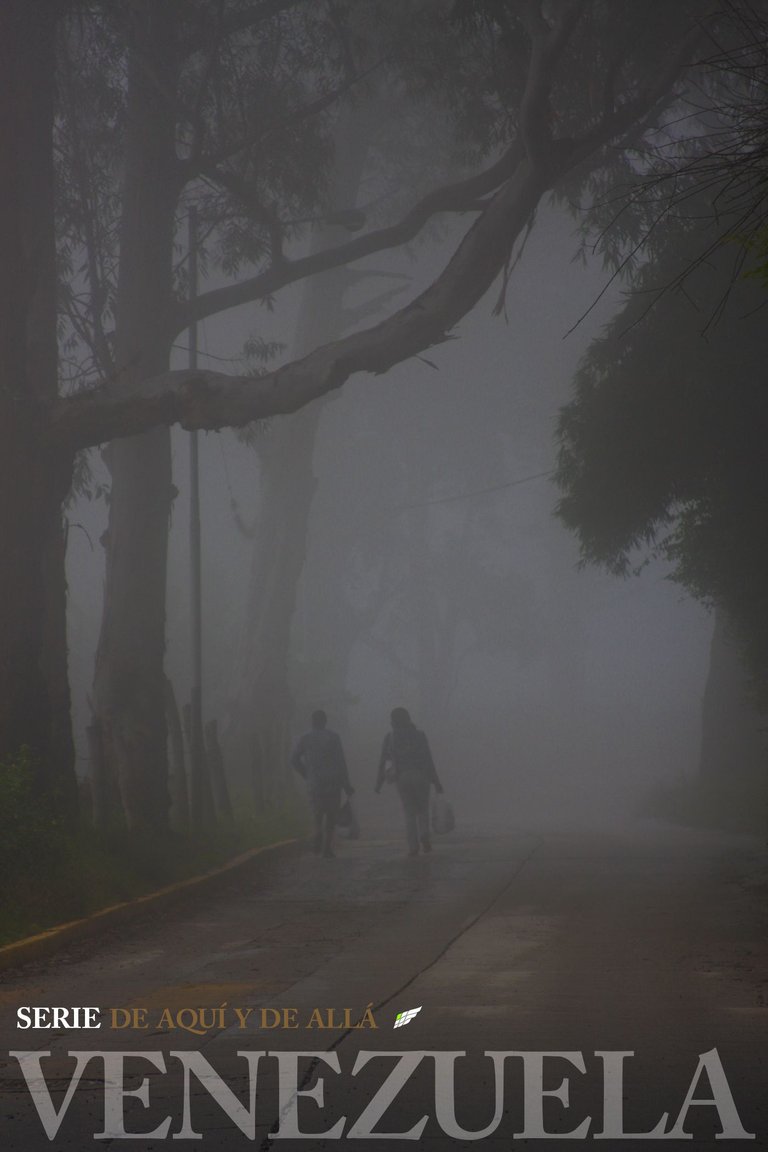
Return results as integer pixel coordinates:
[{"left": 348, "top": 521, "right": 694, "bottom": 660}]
[{"left": 1, "top": 820, "right": 766, "bottom": 1149}]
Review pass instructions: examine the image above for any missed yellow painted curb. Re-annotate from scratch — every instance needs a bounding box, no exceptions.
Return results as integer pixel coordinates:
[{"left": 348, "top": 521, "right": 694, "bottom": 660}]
[{"left": 0, "top": 837, "right": 301, "bottom": 974}]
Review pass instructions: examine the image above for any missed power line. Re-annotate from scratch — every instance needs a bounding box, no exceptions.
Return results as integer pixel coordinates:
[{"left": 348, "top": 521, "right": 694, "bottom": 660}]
[{"left": 389, "top": 468, "right": 554, "bottom": 515}]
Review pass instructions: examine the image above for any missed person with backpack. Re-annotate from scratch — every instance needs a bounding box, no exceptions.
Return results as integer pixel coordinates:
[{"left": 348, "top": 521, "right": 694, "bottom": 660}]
[
  {"left": 374, "top": 707, "right": 443, "bottom": 856},
  {"left": 292, "top": 710, "right": 354, "bottom": 858}
]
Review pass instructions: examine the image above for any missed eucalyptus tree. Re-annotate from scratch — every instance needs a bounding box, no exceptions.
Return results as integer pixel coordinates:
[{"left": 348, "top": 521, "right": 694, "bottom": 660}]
[
  {"left": 0, "top": 0, "right": 77, "bottom": 813},
  {"left": 1, "top": 0, "right": 738, "bottom": 828},
  {"left": 59, "top": 0, "right": 395, "bottom": 829}
]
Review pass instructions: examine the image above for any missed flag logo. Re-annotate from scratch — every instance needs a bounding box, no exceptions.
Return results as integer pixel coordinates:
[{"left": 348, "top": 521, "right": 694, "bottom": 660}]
[{"left": 393, "top": 1007, "right": 422, "bottom": 1028}]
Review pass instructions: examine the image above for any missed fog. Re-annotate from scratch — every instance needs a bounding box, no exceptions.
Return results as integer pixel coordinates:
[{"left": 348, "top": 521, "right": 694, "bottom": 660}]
[
  {"left": 64, "top": 203, "right": 711, "bottom": 829},
  {"left": 8, "top": 10, "right": 768, "bottom": 1149}
]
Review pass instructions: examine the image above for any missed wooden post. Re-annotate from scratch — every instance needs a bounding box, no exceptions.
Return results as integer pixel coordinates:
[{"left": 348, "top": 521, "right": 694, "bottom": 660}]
[
  {"left": 187, "top": 206, "right": 210, "bottom": 830},
  {"left": 205, "top": 718, "right": 233, "bottom": 823},
  {"left": 165, "top": 677, "right": 190, "bottom": 833},
  {"left": 86, "top": 719, "right": 107, "bottom": 830}
]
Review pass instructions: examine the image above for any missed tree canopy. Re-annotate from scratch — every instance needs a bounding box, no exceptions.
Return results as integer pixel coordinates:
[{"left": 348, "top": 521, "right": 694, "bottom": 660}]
[
  {"left": 50, "top": 0, "right": 719, "bottom": 454},
  {"left": 1, "top": 0, "right": 759, "bottom": 823},
  {"left": 556, "top": 234, "right": 768, "bottom": 696},
  {"left": 555, "top": 3, "right": 768, "bottom": 699}
]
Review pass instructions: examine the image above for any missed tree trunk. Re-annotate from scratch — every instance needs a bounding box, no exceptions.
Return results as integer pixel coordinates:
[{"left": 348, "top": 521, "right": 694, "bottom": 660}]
[
  {"left": 92, "top": 2, "right": 178, "bottom": 832},
  {"left": 402, "top": 423, "right": 467, "bottom": 736},
  {"left": 225, "top": 120, "right": 366, "bottom": 790},
  {"left": 165, "top": 678, "right": 189, "bottom": 834},
  {"left": 182, "top": 700, "right": 215, "bottom": 821},
  {"left": 700, "top": 608, "right": 766, "bottom": 817},
  {"left": 0, "top": 0, "right": 77, "bottom": 814},
  {"left": 226, "top": 408, "right": 321, "bottom": 791}
]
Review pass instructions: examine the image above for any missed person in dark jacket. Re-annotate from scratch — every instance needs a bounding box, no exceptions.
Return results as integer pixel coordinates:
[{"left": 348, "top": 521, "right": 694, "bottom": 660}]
[
  {"left": 375, "top": 707, "right": 443, "bottom": 856},
  {"left": 292, "top": 710, "right": 353, "bottom": 858}
]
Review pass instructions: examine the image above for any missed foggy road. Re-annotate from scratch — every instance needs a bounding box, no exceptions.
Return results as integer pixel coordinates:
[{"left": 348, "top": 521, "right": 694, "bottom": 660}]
[
  {"left": 2, "top": 820, "right": 767, "bottom": 1149},
  {"left": 6, "top": 5, "right": 768, "bottom": 1149}
]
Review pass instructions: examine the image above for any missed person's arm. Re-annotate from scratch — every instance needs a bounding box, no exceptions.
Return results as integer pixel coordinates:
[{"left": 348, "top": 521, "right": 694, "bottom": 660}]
[
  {"left": 336, "top": 734, "right": 354, "bottom": 795},
  {"left": 374, "top": 733, "right": 391, "bottom": 793},
  {"left": 291, "top": 736, "right": 307, "bottom": 779},
  {"left": 422, "top": 733, "right": 443, "bottom": 793}
]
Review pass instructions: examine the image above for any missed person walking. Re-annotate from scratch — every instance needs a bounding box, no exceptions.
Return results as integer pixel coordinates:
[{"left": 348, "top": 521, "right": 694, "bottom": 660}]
[
  {"left": 292, "top": 710, "right": 354, "bottom": 858},
  {"left": 375, "top": 707, "right": 443, "bottom": 856}
]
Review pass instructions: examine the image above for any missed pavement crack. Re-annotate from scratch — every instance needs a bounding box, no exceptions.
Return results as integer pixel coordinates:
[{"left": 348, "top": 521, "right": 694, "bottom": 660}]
[{"left": 257, "top": 837, "right": 542, "bottom": 1148}]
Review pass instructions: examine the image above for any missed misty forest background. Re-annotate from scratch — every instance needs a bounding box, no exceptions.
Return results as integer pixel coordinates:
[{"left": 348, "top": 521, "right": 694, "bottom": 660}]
[{"left": 2, "top": 0, "right": 768, "bottom": 942}]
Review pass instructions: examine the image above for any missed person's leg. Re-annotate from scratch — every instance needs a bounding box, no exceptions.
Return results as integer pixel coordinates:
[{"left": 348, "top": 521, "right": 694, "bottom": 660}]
[
  {"left": 417, "top": 790, "right": 431, "bottom": 852},
  {"left": 322, "top": 793, "right": 340, "bottom": 857},
  {"left": 321, "top": 809, "right": 331, "bottom": 856},
  {"left": 398, "top": 787, "right": 419, "bottom": 855},
  {"left": 312, "top": 798, "right": 323, "bottom": 853}
]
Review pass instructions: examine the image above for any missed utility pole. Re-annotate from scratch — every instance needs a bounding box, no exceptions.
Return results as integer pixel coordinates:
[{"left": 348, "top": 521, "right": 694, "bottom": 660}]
[{"left": 188, "top": 207, "right": 207, "bottom": 830}]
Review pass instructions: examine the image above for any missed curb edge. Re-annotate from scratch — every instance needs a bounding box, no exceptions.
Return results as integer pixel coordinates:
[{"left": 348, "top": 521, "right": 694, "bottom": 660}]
[{"left": 0, "top": 836, "right": 303, "bottom": 974}]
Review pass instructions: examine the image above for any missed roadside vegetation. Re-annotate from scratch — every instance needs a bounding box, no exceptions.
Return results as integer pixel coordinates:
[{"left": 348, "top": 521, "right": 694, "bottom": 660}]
[{"left": 0, "top": 749, "right": 307, "bottom": 947}]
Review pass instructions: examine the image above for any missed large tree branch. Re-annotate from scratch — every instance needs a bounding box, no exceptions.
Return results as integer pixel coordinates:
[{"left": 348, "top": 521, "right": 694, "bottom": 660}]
[
  {"left": 518, "top": 0, "right": 586, "bottom": 163},
  {"left": 169, "top": 144, "right": 523, "bottom": 335},
  {"left": 518, "top": 5, "right": 554, "bottom": 162},
  {"left": 50, "top": 155, "right": 548, "bottom": 452},
  {"left": 49, "top": 10, "right": 705, "bottom": 457}
]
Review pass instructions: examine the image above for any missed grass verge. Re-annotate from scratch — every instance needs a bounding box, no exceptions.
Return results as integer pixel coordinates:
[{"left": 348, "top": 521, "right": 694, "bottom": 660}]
[{"left": 0, "top": 750, "right": 308, "bottom": 946}]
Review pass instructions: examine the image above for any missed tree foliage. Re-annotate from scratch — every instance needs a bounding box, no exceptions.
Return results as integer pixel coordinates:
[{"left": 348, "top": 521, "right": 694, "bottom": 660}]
[
  {"left": 1, "top": 0, "right": 757, "bottom": 822},
  {"left": 556, "top": 237, "right": 768, "bottom": 696},
  {"left": 564, "top": 1, "right": 768, "bottom": 301},
  {"left": 555, "top": 3, "right": 768, "bottom": 699}
]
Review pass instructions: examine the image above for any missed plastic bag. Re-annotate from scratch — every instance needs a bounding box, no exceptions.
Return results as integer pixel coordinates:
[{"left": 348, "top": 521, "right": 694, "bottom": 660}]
[
  {"left": 431, "top": 794, "right": 455, "bottom": 834},
  {"left": 338, "top": 798, "right": 360, "bottom": 838}
]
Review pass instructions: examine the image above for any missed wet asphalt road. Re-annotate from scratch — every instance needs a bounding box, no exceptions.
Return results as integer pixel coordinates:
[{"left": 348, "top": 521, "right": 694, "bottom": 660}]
[{"left": 1, "top": 818, "right": 768, "bottom": 1150}]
